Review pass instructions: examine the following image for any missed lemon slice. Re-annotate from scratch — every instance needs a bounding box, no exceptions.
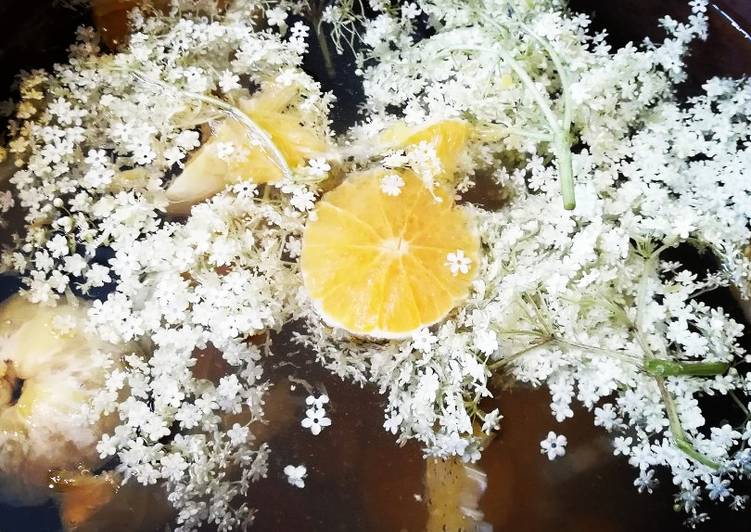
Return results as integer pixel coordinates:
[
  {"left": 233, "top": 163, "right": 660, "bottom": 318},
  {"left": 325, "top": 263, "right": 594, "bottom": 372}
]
[
  {"left": 378, "top": 119, "right": 470, "bottom": 182},
  {"left": 0, "top": 295, "right": 121, "bottom": 505},
  {"left": 166, "top": 83, "right": 330, "bottom": 213},
  {"left": 301, "top": 168, "right": 479, "bottom": 338}
]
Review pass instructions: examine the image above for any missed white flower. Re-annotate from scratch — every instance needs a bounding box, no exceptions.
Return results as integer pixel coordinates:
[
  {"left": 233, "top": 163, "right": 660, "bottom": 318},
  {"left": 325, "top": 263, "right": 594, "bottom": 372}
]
[
  {"left": 474, "top": 329, "right": 498, "bottom": 356},
  {"left": 161, "top": 452, "right": 188, "bottom": 481},
  {"left": 613, "top": 436, "right": 633, "bottom": 456},
  {"left": 266, "top": 7, "right": 288, "bottom": 28},
  {"left": 305, "top": 394, "right": 330, "bottom": 409},
  {"left": 384, "top": 414, "right": 402, "bottom": 434},
  {"left": 322, "top": 5, "right": 342, "bottom": 24},
  {"left": 301, "top": 407, "right": 331, "bottom": 435},
  {"left": 411, "top": 328, "right": 437, "bottom": 352},
  {"left": 96, "top": 433, "right": 118, "bottom": 459},
  {"left": 290, "top": 21, "right": 309, "bottom": 39},
  {"left": 634, "top": 469, "right": 658, "bottom": 494},
  {"left": 227, "top": 423, "right": 250, "bottom": 446},
  {"left": 163, "top": 146, "right": 185, "bottom": 167},
  {"left": 284, "top": 464, "right": 307, "bottom": 488},
  {"left": 307, "top": 158, "right": 330, "bottom": 177},
  {"left": 481, "top": 409, "right": 502, "bottom": 434},
  {"left": 214, "top": 142, "right": 236, "bottom": 160},
  {"left": 0, "top": 190, "right": 13, "bottom": 212},
  {"left": 47, "top": 234, "right": 69, "bottom": 258},
  {"left": 710, "top": 424, "right": 741, "bottom": 448},
  {"left": 594, "top": 404, "right": 619, "bottom": 431},
  {"left": 402, "top": 2, "right": 421, "bottom": 19},
  {"left": 85, "top": 148, "right": 108, "bottom": 167},
  {"left": 380, "top": 173, "right": 404, "bottom": 196},
  {"left": 540, "top": 431, "right": 567, "bottom": 460},
  {"left": 445, "top": 249, "right": 471, "bottom": 276},
  {"left": 707, "top": 476, "right": 732, "bottom": 501},
  {"left": 84, "top": 264, "right": 111, "bottom": 288},
  {"left": 218, "top": 70, "right": 241, "bottom": 93}
]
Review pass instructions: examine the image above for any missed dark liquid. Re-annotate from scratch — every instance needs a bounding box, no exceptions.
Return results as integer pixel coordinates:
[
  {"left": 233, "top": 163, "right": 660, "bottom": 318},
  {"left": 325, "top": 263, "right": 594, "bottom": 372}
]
[{"left": 1, "top": 1, "right": 751, "bottom": 531}]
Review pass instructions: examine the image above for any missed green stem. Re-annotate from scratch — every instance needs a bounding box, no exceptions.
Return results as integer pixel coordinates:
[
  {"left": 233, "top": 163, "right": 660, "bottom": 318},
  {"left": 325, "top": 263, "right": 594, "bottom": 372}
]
[
  {"left": 489, "top": 339, "right": 552, "bottom": 370},
  {"left": 315, "top": 19, "right": 337, "bottom": 79},
  {"left": 485, "top": 19, "right": 576, "bottom": 210},
  {"left": 644, "top": 359, "right": 730, "bottom": 378},
  {"left": 729, "top": 391, "right": 750, "bottom": 417},
  {"left": 555, "top": 134, "right": 575, "bottom": 210},
  {"left": 507, "top": 19, "right": 576, "bottom": 209},
  {"left": 179, "top": 92, "right": 292, "bottom": 181},
  {"left": 480, "top": 124, "right": 553, "bottom": 142},
  {"left": 493, "top": 328, "right": 546, "bottom": 337},
  {"left": 554, "top": 338, "right": 642, "bottom": 365},
  {"left": 655, "top": 378, "right": 720, "bottom": 470},
  {"left": 437, "top": 40, "right": 576, "bottom": 209},
  {"left": 675, "top": 439, "right": 720, "bottom": 469},
  {"left": 514, "top": 20, "right": 573, "bottom": 132}
]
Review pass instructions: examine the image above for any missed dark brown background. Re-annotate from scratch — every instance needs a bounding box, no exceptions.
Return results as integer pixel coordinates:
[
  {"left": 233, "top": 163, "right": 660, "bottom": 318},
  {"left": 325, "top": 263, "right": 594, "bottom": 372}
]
[{"left": 1, "top": 1, "right": 750, "bottom": 531}]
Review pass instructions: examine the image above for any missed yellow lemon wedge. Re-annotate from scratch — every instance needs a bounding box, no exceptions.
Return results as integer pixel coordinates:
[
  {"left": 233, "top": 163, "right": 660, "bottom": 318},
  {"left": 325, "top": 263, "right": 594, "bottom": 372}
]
[
  {"left": 378, "top": 119, "right": 470, "bottom": 182},
  {"left": 301, "top": 168, "right": 480, "bottom": 338},
  {"left": 166, "top": 83, "right": 330, "bottom": 214}
]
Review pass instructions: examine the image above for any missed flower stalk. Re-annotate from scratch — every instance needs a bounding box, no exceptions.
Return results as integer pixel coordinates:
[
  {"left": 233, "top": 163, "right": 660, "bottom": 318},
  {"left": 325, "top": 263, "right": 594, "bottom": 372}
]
[
  {"left": 644, "top": 359, "right": 730, "bottom": 377},
  {"left": 483, "top": 17, "right": 576, "bottom": 210},
  {"left": 127, "top": 69, "right": 293, "bottom": 180},
  {"left": 315, "top": 19, "right": 337, "bottom": 79},
  {"left": 656, "top": 378, "right": 720, "bottom": 470}
]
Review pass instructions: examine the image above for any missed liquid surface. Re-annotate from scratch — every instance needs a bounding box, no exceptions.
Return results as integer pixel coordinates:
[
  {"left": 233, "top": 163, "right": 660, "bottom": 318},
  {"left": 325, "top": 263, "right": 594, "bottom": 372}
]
[{"left": 1, "top": 1, "right": 751, "bottom": 531}]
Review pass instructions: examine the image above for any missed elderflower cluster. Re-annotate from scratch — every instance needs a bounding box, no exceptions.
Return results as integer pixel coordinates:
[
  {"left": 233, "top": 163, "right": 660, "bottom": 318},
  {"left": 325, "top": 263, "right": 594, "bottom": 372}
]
[
  {"left": 1, "top": 0, "right": 751, "bottom": 529},
  {"left": 2, "top": 2, "right": 330, "bottom": 530},
  {"left": 296, "top": 0, "right": 751, "bottom": 524}
]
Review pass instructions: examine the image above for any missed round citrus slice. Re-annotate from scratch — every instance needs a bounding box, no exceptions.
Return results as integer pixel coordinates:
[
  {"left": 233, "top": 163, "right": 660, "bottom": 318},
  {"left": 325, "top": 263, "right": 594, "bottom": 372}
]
[{"left": 301, "top": 168, "right": 480, "bottom": 338}]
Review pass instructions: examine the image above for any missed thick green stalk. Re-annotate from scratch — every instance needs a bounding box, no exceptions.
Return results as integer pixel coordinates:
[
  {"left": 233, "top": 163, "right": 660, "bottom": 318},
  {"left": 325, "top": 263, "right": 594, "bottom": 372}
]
[
  {"left": 656, "top": 377, "right": 720, "bottom": 470},
  {"left": 555, "top": 133, "right": 575, "bottom": 210},
  {"left": 484, "top": 19, "right": 576, "bottom": 210},
  {"left": 644, "top": 359, "right": 730, "bottom": 377}
]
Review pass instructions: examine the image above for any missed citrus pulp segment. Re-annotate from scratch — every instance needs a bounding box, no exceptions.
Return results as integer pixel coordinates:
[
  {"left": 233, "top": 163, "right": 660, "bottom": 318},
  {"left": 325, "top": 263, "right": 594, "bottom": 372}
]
[
  {"left": 166, "top": 83, "right": 330, "bottom": 213},
  {"left": 378, "top": 119, "right": 470, "bottom": 181},
  {"left": 301, "top": 168, "right": 480, "bottom": 338}
]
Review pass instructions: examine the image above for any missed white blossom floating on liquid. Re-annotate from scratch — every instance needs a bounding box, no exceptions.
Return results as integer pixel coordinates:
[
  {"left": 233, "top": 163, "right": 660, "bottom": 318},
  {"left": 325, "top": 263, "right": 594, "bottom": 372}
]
[
  {"left": 540, "top": 431, "right": 568, "bottom": 461},
  {"left": 283, "top": 464, "right": 307, "bottom": 488},
  {"left": 301, "top": 394, "right": 331, "bottom": 436}
]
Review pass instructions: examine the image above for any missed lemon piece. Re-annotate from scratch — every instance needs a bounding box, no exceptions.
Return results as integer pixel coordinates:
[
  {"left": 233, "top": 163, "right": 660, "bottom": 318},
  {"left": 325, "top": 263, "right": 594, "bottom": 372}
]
[
  {"left": 301, "top": 168, "right": 479, "bottom": 338},
  {"left": 52, "top": 470, "right": 173, "bottom": 532},
  {"left": 166, "top": 83, "right": 330, "bottom": 214},
  {"left": 53, "top": 471, "right": 118, "bottom": 529},
  {"left": 0, "top": 295, "right": 124, "bottom": 505},
  {"left": 378, "top": 119, "right": 470, "bottom": 182},
  {"left": 425, "top": 457, "right": 488, "bottom": 532}
]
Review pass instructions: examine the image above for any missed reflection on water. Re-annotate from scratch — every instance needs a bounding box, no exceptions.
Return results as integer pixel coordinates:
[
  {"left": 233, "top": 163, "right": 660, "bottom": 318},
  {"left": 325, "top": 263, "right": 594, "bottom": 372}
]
[
  {"left": 231, "top": 345, "right": 738, "bottom": 532},
  {"left": 0, "top": 333, "right": 739, "bottom": 532}
]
